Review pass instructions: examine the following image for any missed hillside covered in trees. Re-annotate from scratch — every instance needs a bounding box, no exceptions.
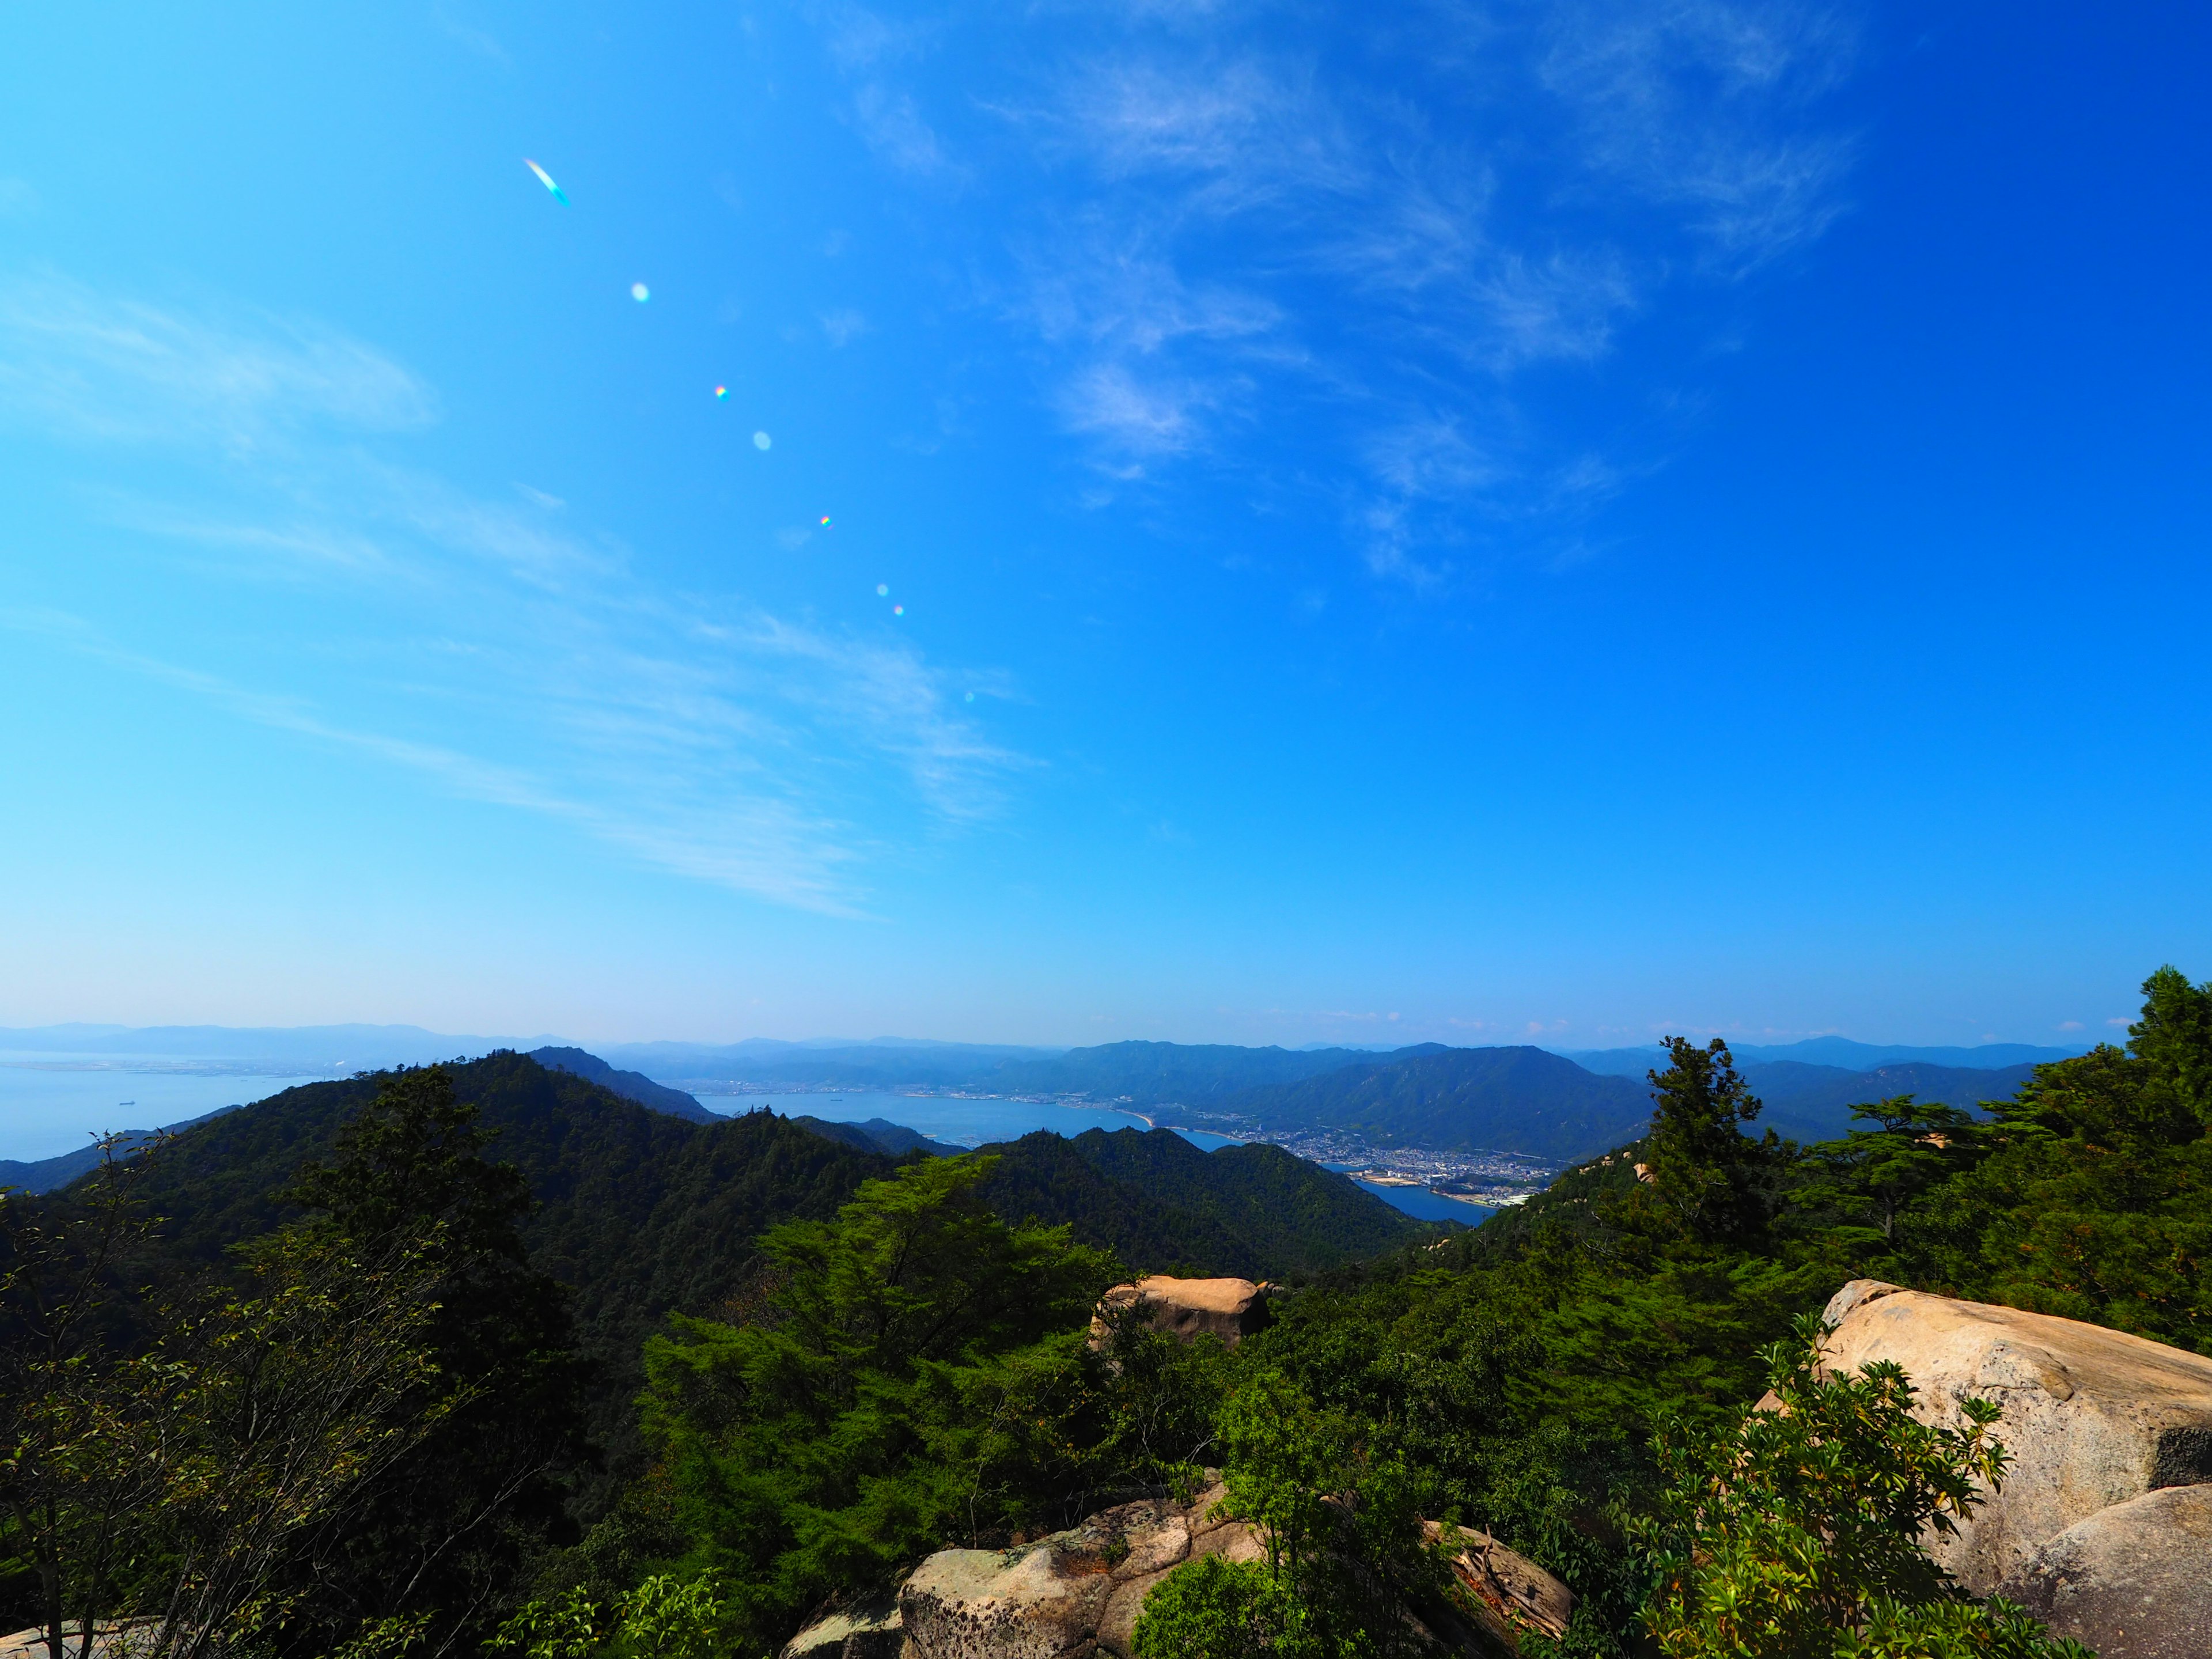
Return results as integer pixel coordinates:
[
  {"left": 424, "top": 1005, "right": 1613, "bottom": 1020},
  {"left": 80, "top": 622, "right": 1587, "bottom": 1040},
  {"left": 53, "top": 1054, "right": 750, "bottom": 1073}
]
[{"left": 5, "top": 967, "right": 2207, "bottom": 1659}]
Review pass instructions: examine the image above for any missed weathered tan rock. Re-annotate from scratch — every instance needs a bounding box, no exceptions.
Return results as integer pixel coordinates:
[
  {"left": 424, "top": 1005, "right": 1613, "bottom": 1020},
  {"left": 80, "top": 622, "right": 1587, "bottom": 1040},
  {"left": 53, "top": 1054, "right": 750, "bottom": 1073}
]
[
  {"left": 1817, "top": 1279, "right": 2212, "bottom": 1594},
  {"left": 897, "top": 1483, "right": 1263, "bottom": 1658},
  {"left": 1997, "top": 1484, "right": 2212, "bottom": 1659},
  {"left": 781, "top": 1594, "right": 907, "bottom": 1658},
  {"left": 0, "top": 1628, "right": 158, "bottom": 1659},
  {"left": 1089, "top": 1277, "right": 1270, "bottom": 1349},
  {"left": 1423, "top": 1522, "right": 1574, "bottom": 1652}
]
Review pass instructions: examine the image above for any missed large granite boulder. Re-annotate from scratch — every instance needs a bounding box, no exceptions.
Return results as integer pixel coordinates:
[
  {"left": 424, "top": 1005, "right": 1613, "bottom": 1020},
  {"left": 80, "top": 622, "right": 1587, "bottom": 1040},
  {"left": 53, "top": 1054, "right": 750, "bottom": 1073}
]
[
  {"left": 1090, "top": 1277, "right": 1270, "bottom": 1349},
  {"left": 1816, "top": 1280, "right": 2212, "bottom": 1595},
  {"left": 1997, "top": 1484, "right": 2212, "bottom": 1659},
  {"left": 897, "top": 1483, "right": 1263, "bottom": 1658}
]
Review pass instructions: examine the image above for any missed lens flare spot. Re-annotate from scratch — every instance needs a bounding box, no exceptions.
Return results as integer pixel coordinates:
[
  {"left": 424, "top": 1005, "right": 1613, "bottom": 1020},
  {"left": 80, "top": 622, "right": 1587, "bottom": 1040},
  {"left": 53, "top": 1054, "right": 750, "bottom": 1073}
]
[
  {"left": 714, "top": 385, "right": 728, "bottom": 399},
  {"left": 819, "top": 515, "right": 831, "bottom": 527},
  {"left": 630, "top": 282, "right": 650, "bottom": 302},
  {"left": 893, "top": 604, "right": 904, "bottom": 616},
  {"left": 876, "top": 584, "right": 889, "bottom": 597},
  {"left": 523, "top": 159, "right": 568, "bottom": 205},
  {"left": 752, "top": 431, "right": 772, "bottom": 450},
  {"left": 964, "top": 691, "right": 975, "bottom": 703}
]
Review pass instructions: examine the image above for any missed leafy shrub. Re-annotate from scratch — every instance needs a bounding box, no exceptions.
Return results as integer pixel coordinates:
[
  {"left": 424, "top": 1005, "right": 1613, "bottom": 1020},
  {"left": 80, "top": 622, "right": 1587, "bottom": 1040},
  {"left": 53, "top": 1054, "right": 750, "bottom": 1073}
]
[{"left": 1638, "top": 1315, "right": 2091, "bottom": 1659}]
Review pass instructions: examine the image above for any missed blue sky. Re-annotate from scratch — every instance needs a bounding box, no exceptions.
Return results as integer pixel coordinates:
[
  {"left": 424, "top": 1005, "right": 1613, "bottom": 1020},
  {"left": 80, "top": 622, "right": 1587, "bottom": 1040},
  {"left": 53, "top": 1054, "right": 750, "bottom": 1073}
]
[{"left": 2, "top": 1, "right": 2206, "bottom": 1048}]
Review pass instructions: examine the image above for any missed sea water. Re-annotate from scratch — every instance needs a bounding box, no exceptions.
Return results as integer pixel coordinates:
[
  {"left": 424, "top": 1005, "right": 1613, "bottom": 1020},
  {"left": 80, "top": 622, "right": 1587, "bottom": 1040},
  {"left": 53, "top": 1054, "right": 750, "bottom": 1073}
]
[
  {"left": 0, "top": 1056, "right": 339, "bottom": 1162},
  {"left": 695, "top": 1089, "right": 1158, "bottom": 1146}
]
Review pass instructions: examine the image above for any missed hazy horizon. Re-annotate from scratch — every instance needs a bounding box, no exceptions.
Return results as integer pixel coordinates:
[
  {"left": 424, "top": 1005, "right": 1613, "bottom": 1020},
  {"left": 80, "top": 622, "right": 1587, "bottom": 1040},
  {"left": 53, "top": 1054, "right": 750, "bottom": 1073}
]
[{"left": 0, "top": 1018, "right": 2098, "bottom": 1059}]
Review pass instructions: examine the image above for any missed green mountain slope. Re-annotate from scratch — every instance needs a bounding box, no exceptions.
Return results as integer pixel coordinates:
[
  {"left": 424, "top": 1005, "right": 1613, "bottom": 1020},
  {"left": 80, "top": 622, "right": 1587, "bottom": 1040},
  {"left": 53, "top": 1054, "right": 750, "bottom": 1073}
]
[
  {"left": 1223, "top": 1044, "right": 1654, "bottom": 1160},
  {"left": 111, "top": 1054, "right": 893, "bottom": 1491},
  {"left": 970, "top": 1131, "right": 1268, "bottom": 1277},
  {"left": 77, "top": 1055, "right": 1431, "bottom": 1499},
  {"left": 526, "top": 1045, "right": 717, "bottom": 1121},
  {"left": 789, "top": 1115, "right": 966, "bottom": 1157},
  {"left": 1054, "top": 1127, "right": 1429, "bottom": 1271}
]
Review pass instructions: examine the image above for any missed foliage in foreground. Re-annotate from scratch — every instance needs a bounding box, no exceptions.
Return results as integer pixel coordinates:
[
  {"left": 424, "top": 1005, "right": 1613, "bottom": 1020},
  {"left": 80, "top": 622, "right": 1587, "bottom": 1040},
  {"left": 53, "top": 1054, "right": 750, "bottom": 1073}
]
[
  {"left": 1, "top": 1067, "right": 586, "bottom": 1659},
  {"left": 20, "top": 964, "right": 2212, "bottom": 1659},
  {"left": 631, "top": 1154, "right": 1125, "bottom": 1653},
  {"left": 1641, "top": 1316, "right": 2093, "bottom": 1659}
]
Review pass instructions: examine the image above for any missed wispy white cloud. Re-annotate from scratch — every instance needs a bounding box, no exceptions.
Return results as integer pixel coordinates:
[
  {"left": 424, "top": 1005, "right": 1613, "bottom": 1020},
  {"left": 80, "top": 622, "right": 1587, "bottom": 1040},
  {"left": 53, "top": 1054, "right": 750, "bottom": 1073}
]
[
  {"left": 851, "top": 82, "right": 952, "bottom": 176},
  {"left": 0, "top": 270, "right": 434, "bottom": 449},
  {"left": 1539, "top": 0, "right": 1859, "bottom": 270},
  {"left": 816, "top": 0, "right": 1857, "bottom": 579},
  {"left": 0, "top": 272, "right": 1024, "bottom": 914}
]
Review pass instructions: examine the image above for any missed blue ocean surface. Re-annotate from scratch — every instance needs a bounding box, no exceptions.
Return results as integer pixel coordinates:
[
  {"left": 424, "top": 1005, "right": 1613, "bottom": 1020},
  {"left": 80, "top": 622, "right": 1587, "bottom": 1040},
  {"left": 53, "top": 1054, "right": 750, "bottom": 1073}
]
[
  {"left": 1350, "top": 1181, "right": 1494, "bottom": 1224},
  {"left": 1, "top": 1057, "right": 339, "bottom": 1162}
]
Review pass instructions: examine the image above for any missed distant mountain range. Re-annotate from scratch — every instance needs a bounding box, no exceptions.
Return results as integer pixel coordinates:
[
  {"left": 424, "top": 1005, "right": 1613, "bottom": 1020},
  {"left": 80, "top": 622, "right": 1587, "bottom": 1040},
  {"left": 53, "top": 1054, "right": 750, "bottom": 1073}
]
[
  {"left": 1217, "top": 1047, "right": 1653, "bottom": 1161},
  {"left": 1563, "top": 1037, "right": 2084, "bottom": 1075},
  {"left": 1195, "top": 1048, "right": 2047, "bottom": 1161},
  {"left": 1742, "top": 1060, "right": 2041, "bottom": 1141},
  {"left": 4, "top": 1025, "right": 2085, "bottom": 1169}
]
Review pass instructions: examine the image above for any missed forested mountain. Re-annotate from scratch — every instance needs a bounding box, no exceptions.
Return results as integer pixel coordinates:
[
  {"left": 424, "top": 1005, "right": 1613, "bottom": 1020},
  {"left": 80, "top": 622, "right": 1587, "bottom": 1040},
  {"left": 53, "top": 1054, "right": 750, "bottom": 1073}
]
[
  {"left": 40, "top": 1052, "right": 1426, "bottom": 1500},
  {"left": 99, "top": 1054, "right": 888, "bottom": 1490},
  {"left": 789, "top": 1115, "right": 967, "bottom": 1157},
  {"left": 525, "top": 1045, "right": 717, "bottom": 1122},
  {"left": 1013, "top": 1127, "right": 1428, "bottom": 1274},
  {"left": 2, "top": 1131, "right": 166, "bottom": 1195},
  {"left": 1216, "top": 1044, "right": 1656, "bottom": 1160}
]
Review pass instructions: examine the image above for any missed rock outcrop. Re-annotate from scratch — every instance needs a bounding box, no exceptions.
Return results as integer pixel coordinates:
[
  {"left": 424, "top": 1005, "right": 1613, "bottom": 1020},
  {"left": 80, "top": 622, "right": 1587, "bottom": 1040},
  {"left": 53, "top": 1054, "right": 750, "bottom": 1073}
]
[
  {"left": 1816, "top": 1279, "right": 2212, "bottom": 1656},
  {"left": 1089, "top": 1277, "right": 1270, "bottom": 1349},
  {"left": 903, "top": 1487, "right": 1266, "bottom": 1658},
  {"left": 0, "top": 1627, "right": 154, "bottom": 1659},
  {"left": 1997, "top": 1484, "right": 2212, "bottom": 1659},
  {"left": 1817, "top": 1280, "right": 2212, "bottom": 1595},
  {"left": 781, "top": 1482, "right": 1579, "bottom": 1659},
  {"left": 783, "top": 1482, "right": 1263, "bottom": 1659}
]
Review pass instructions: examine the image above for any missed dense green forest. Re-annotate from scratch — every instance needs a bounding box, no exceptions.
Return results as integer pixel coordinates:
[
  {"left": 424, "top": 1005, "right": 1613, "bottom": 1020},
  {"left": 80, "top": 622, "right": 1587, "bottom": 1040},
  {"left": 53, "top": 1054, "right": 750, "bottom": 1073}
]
[{"left": 5, "top": 968, "right": 2206, "bottom": 1659}]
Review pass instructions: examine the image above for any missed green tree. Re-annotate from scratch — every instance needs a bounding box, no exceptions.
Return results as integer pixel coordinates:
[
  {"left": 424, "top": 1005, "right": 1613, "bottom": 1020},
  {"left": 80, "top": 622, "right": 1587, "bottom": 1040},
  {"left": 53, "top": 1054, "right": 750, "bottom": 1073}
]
[
  {"left": 1, "top": 1139, "right": 170, "bottom": 1659},
  {"left": 637, "top": 1155, "right": 1115, "bottom": 1654},
  {"left": 1131, "top": 1555, "right": 1287, "bottom": 1659},
  {"left": 272, "top": 1066, "right": 590, "bottom": 1655},
  {"left": 1921, "top": 968, "right": 2212, "bottom": 1349},
  {"left": 132, "top": 1226, "right": 455, "bottom": 1659},
  {"left": 1626, "top": 1039, "right": 1782, "bottom": 1250},
  {"left": 1794, "top": 1097, "right": 1980, "bottom": 1283},
  {"left": 1134, "top": 1367, "right": 1429, "bottom": 1659},
  {"left": 1639, "top": 1315, "right": 2089, "bottom": 1659},
  {"left": 2128, "top": 963, "right": 2212, "bottom": 1124}
]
